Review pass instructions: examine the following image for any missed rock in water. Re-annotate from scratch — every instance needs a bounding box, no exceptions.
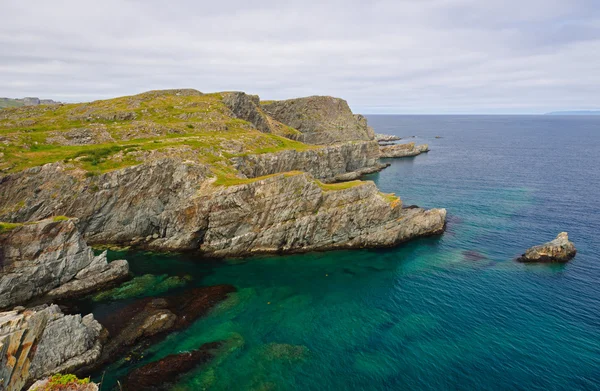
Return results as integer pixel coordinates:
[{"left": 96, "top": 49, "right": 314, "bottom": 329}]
[
  {"left": 0, "top": 218, "right": 129, "bottom": 309},
  {"left": 123, "top": 342, "right": 222, "bottom": 390},
  {"left": 0, "top": 305, "right": 103, "bottom": 391},
  {"left": 379, "top": 142, "right": 429, "bottom": 158},
  {"left": 517, "top": 232, "right": 577, "bottom": 263}
]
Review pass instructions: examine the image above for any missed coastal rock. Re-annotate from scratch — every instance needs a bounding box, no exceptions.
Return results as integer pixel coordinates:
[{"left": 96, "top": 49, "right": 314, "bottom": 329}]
[
  {"left": 0, "top": 160, "right": 446, "bottom": 257},
  {"left": 380, "top": 142, "right": 429, "bottom": 158},
  {"left": 375, "top": 133, "right": 401, "bottom": 143},
  {"left": 0, "top": 305, "right": 102, "bottom": 391},
  {"left": 97, "top": 285, "right": 235, "bottom": 364},
  {"left": 28, "top": 378, "right": 98, "bottom": 391},
  {"left": 123, "top": 342, "right": 222, "bottom": 390},
  {"left": 517, "top": 232, "right": 577, "bottom": 263},
  {"left": 0, "top": 218, "right": 129, "bottom": 309},
  {"left": 231, "top": 140, "right": 387, "bottom": 182},
  {"left": 261, "top": 96, "right": 375, "bottom": 144}
]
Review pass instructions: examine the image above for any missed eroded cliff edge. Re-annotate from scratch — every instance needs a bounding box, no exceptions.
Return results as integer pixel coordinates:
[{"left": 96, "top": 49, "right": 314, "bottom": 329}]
[{"left": 0, "top": 89, "right": 446, "bottom": 258}]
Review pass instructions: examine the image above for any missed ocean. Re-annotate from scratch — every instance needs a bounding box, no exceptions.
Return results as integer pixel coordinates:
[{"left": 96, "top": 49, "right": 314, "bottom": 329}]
[{"left": 89, "top": 115, "right": 600, "bottom": 390}]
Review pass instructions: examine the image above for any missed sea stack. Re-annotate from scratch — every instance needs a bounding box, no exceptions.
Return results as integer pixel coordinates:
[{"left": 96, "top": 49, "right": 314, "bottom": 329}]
[{"left": 517, "top": 232, "right": 577, "bottom": 263}]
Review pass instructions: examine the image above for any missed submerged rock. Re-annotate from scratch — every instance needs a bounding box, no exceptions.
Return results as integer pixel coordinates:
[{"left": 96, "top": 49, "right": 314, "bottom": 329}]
[
  {"left": 379, "top": 142, "right": 429, "bottom": 158},
  {"left": 517, "top": 232, "right": 577, "bottom": 263},
  {"left": 123, "top": 342, "right": 222, "bottom": 390},
  {"left": 0, "top": 305, "right": 103, "bottom": 391},
  {"left": 96, "top": 285, "right": 236, "bottom": 366},
  {"left": 0, "top": 218, "right": 129, "bottom": 309}
]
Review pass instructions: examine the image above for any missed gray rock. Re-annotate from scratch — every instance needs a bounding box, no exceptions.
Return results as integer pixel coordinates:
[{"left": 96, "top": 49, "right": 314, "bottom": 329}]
[
  {"left": 375, "top": 133, "right": 401, "bottom": 142},
  {"left": 261, "top": 96, "right": 375, "bottom": 145},
  {"left": 380, "top": 142, "right": 429, "bottom": 158},
  {"left": 0, "top": 159, "right": 446, "bottom": 257},
  {"left": 0, "top": 218, "right": 129, "bottom": 308},
  {"left": 0, "top": 305, "right": 102, "bottom": 391},
  {"left": 517, "top": 232, "right": 577, "bottom": 263}
]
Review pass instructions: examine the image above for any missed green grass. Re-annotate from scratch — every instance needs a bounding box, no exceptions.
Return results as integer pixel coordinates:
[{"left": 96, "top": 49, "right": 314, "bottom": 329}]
[
  {"left": 315, "top": 180, "right": 364, "bottom": 191},
  {"left": 0, "top": 222, "right": 22, "bottom": 233},
  {"left": 32, "top": 373, "right": 90, "bottom": 390},
  {"left": 213, "top": 170, "right": 304, "bottom": 187},
  {"left": 52, "top": 216, "right": 70, "bottom": 222},
  {"left": 379, "top": 192, "right": 401, "bottom": 207}
]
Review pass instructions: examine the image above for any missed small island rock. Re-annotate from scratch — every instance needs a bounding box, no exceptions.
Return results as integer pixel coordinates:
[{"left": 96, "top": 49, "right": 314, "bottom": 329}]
[{"left": 517, "top": 232, "right": 577, "bottom": 263}]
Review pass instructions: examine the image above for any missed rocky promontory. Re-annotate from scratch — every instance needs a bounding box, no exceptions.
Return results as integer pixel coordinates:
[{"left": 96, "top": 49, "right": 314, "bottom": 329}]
[
  {"left": 517, "top": 232, "right": 577, "bottom": 263},
  {"left": 380, "top": 142, "right": 429, "bottom": 158},
  {"left": 0, "top": 218, "right": 129, "bottom": 309}
]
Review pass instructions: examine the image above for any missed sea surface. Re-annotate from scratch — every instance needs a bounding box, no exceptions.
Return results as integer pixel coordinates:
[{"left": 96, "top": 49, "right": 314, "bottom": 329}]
[{"left": 86, "top": 115, "right": 600, "bottom": 390}]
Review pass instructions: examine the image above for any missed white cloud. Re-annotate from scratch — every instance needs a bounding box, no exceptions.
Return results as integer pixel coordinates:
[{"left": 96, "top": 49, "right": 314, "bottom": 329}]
[{"left": 1, "top": 0, "right": 599, "bottom": 113}]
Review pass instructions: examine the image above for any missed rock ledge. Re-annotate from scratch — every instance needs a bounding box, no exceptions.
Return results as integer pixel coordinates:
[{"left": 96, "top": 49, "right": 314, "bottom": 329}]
[{"left": 517, "top": 232, "right": 577, "bottom": 263}]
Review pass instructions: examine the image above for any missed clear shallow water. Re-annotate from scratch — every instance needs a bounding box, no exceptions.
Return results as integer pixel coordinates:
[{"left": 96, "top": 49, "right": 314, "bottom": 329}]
[{"left": 89, "top": 116, "right": 600, "bottom": 390}]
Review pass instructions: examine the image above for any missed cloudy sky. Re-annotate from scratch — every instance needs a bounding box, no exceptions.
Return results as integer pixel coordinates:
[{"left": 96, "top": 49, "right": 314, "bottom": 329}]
[{"left": 1, "top": 0, "right": 599, "bottom": 113}]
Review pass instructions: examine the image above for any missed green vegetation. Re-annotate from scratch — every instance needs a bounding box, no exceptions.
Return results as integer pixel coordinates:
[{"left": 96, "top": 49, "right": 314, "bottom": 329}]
[
  {"left": 213, "top": 170, "right": 303, "bottom": 187},
  {"left": 379, "top": 192, "right": 401, "bottom": 207},
  {"left": 52, "top": 215, "right": 70, "bottom": 222},
  {"left": 0, "top": 222, "right": 23, "bottom": 233},
  {"left": 316, "top": 180, "right": 364, "bottom": 191},
  {"left": 0, "top": 98, "right": 25, "bottom": 109},
  {"left": 0, "top": 89, "right": 317, "bottom": 180},
  {"left": 32, "top": 374, "right": 90, "bottom": 391}
]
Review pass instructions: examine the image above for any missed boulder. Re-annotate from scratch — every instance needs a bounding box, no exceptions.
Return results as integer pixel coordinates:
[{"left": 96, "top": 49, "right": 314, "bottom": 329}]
[{"left": 517, "top": 232, "right": 577, "bottom": 263}]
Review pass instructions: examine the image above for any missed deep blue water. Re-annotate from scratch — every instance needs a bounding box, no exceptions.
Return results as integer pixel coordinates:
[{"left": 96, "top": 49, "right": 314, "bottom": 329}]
[{"left": 93, "top": 115, "right": 600, "bottom": 390}]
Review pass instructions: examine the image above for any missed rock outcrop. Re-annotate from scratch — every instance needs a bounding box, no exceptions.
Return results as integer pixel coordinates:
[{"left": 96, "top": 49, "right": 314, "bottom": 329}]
[
  {"left": 261, "top": 96, "right": 375, "bottom": 145},
  {"left": 0, "top": 160, "right": 446, "bottom": 257},
  {"left": 375, "top": 133, "right": 401, "bottom": 143},
  {"left": 380, "top": 142, "right": 429, "bottom": 158},
  {"left": 123, "top": 342, "right": 222, "bottom": 390},
  {"left": 0, "top": 305, "right": 102, "bottom": 391},
  {"left": 0, "top": 218, "right": 129, "bottom": 309},
  {"left": 517, "top": 232, "right": 577, "bottom": 263},
  {"left": 28, "top": 378, "right": 98, "bottom": 391},
  {"left": 231, "top": 140, "right": 387, "bottom": 182}
]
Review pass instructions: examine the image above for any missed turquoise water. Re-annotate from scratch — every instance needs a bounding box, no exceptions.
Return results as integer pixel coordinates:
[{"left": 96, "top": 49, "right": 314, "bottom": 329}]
[{"left": 89, "top": 116, "right": 600, "bottom": 390}]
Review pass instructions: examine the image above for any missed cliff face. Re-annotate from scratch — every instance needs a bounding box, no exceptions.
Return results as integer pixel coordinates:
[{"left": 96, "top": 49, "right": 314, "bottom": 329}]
[
  {"left": 231, "top": 140, "right": 386, "bottom": 182},
  {"left": 0, "top": 218, "right": 129, "bottom": 309},
  {"left": 261, "top": 96, "right": 375, "bottom": 145},
  {"left": 0, "top": 160, "right": 445, "bottom": 257},
  {"left": 0, "top": 305, "right": 102, "bottom": 391}
]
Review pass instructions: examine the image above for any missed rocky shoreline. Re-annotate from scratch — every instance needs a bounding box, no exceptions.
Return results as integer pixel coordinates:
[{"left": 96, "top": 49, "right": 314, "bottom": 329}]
[{"left": 0, "top": 89, "right": 445, "bottom": 389}]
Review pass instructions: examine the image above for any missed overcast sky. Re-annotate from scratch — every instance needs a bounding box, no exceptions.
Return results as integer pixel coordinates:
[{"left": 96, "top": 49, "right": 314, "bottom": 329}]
[{"left": 1, "top": 0, "right": 599, "bottom": 114}]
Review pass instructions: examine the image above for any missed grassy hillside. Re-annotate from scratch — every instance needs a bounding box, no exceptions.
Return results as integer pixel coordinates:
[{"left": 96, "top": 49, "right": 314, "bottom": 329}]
[
  {"left": 0, "top": 89, "right": 318, "bottom": 183},
  {"left": 0, "top": 98, "right": 25, "bottom": 109}
]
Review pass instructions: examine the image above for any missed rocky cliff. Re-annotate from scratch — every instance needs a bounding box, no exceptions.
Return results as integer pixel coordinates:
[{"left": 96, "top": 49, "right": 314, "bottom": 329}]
[
  {"left": 261, "top": 96, "right": 375, "bottom": 145},
  {"left": 231, "top": 140, "right": 387, "bottom": 182},
  {"left": 0, "top": 305, "right": 102, "bottom": 391},
  {"left": 0, "top": 218, "right": 129, "bottom": 309},
  {"left": 0, "top": 160, "right": 445, "bottom": 257},
  {"left": 380, "top": 142, "right": 429, "bottom": 158}
]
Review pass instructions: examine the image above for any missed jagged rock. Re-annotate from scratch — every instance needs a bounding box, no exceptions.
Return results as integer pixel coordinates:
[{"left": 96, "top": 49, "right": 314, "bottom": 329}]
[
  {"left": 375, "top": 133, "right": 401, "bottom": 143},
  {"left": 0, "top": 160, "right": 446, "bottom": 257},
  {"left": 261, "top": 96, "right": 375, "bottom": 144},
  {"left": 123, "top": 342, "right": 222, "bottom": 390},
  {"left": 0, "top": 305, "right": 102, "bottom": 391},
  {"left": 380, "top": 142, "right": 429, "bottom": 158},
  {"left": 231, "top": 140, "right": 386, "bottom": 182},
  {"left": 517, "top": 232, "right": 577, "bottom": 263},
  {"left": 0, "top": 218, "right": 129, "bottom": 309}
]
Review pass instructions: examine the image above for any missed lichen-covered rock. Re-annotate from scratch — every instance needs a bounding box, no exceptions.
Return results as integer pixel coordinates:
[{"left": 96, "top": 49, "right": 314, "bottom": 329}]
[
  {"left": 0, "top": 218, "right": 129, "bottom": 309},
  {"left": 0, "top": 305, "right": 102, "bottom": 391},
  {"left": 380, "top": 142, "right": 429, "bottom": 158},
  {"left": 0, "top": 159, "right": 446, "bottom": 257},
  {"left": 261, "top": 96, "right": 375, "bottom": 145},
  {"left": 231, "top": 141, "right": 386, "bottom": 182},
  {"left": 517, "top": 232, "right": 577, "bottom": 263}
]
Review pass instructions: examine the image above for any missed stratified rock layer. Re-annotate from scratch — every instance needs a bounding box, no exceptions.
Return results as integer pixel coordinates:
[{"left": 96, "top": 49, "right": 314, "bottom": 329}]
[
  {"left": 380, "top": 142, "right": 429, "bottom": 158},
  {"left": 261, "top": 96, "right": 375, "bottom": 145},
  {"left": 517, "top": 232, "right": 577, "bottom": 263},
  {"left": 231, "top": 141, "right": 387, "bottom": 182},
  {"left": 0, "top": 218, "right": 129, "bottom": 309},
  {"left": 0, "top": 305, "right": 102, "bottom": 391},
  {"left": 0, "top": 160, "right": 446, "bottom": 257}
]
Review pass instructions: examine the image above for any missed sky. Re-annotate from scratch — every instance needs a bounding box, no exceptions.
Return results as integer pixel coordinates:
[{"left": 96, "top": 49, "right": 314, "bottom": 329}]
[{"left": 1, "top": 0, "right": 599, "bottom": 114}]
